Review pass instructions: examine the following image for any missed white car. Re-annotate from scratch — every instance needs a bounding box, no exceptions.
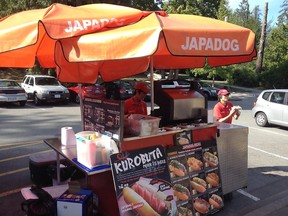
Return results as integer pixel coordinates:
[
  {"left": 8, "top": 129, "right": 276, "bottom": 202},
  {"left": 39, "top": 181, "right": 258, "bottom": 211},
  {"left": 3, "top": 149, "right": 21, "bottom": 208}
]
[
  {"left": 21, "top": 75, "right": 70, "bottom": 105},
  {"left": 0, "top": 79, "right": 27, "bottom": 106},
  {"left": 252, "top": 89, "right": 288, "bottom": 127}
]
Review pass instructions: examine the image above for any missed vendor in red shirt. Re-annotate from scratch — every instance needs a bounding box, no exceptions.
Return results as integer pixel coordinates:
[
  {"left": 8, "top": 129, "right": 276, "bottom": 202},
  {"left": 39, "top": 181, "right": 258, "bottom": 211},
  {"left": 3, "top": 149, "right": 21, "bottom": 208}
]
[
  {"left": 124, "top": 82, "right": 149, "bottom": 115},
  {"left": 213, "top": 89, "right": 241, "bottom": 123}
]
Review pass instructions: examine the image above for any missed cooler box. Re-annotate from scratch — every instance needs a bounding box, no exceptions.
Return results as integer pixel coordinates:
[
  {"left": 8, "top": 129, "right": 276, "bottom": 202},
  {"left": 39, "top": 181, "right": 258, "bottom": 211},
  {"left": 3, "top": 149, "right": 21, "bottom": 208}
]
[
  {"left": 57, "top": 189, "right": 93, "bottom": 216},
  {"left": 29, "top": 151, "right": 67, "bottom": 186}
]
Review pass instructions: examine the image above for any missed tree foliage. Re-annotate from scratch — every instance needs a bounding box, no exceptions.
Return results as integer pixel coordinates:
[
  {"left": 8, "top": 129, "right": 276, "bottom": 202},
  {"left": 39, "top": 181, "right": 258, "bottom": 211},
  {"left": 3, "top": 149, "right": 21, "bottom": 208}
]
[
  {"left": 216, "top": 0, "right": 231, "bottom": 21},
  {"left": 162, "top": 0, "right": 221, "bottom": 17},
  {"left": 0, "top": 0, "right": 158, "bottom": 17},
  {"left": 278, "top": 0, "right": 288, "bottom": 25}
]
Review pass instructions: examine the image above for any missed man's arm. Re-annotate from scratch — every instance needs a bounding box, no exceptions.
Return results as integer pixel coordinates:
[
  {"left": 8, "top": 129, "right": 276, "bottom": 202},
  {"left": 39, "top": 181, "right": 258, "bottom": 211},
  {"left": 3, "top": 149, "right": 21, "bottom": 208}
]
[{"left": 218, "top": 110, "right": 236, "bottom": 122}]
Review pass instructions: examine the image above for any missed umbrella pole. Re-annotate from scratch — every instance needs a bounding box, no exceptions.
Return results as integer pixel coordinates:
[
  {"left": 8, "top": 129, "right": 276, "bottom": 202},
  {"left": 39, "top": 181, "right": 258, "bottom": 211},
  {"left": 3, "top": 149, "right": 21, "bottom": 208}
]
[
  {"left": 149, "top": 57, "right": 154, "bottom": 115},
  {"left": 78, "top": 83, "right": 84, "bottom": 131}
]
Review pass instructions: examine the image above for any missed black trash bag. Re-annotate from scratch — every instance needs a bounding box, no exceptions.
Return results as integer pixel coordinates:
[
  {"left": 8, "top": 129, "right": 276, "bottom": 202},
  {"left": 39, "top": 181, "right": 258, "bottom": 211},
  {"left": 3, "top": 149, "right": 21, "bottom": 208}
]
[{"left": 21, "top": 185, "right": 56, "bottom": 216}]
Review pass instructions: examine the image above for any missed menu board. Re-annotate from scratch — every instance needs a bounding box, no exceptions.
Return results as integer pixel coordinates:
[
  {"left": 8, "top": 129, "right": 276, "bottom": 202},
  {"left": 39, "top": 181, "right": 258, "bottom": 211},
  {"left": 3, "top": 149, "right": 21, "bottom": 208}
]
[
  {"left": 167, "top": 132, "right": 224, "bottom": 216},
  {"left": 83, "top": 97, "right": 123, "bottom": 141},
  {"left": 110, "top": 146, "right": 177, "bottom": 216}
]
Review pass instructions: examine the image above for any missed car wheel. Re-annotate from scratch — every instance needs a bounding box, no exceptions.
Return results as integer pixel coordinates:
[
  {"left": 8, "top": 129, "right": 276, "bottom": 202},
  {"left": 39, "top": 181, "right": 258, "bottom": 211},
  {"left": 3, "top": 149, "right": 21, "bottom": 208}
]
[
  {"left": 19, "top": 101, "right": 26, "bottom": 106},
  {"left": 34, "top": 93, "right": 42, "bottom": 105},
  {"left": 69, "top": 91, "right": 76, "bottom": 103},
  {"left": 255, "top": 112, "right": 268, "bottom": 127},
  {"left": 63, "top": 99, "right": 69, "bottom": 105},
  {"left": 203, "top": 91, "right": 210, "bottom": 99},
  {"left": 75, "top": 95, "right": 80, "bottom": 104}
]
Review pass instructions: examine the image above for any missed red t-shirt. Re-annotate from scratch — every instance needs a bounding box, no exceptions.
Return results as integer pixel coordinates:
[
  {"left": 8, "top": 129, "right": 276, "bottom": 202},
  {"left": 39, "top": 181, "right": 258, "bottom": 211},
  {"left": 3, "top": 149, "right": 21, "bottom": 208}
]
[
  {"left": 124, "top": 97, "right": 147, "bottom": 115},
  {"left": 213, "top": 101, "right": 234, "bottom": 123}
]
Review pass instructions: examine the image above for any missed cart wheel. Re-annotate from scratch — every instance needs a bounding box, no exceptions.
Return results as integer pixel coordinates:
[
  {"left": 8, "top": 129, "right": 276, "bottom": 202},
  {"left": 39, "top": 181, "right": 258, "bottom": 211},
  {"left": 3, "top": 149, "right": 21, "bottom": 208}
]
[{"left": 224, "top": 192, "right": 233, "bottom": 201}]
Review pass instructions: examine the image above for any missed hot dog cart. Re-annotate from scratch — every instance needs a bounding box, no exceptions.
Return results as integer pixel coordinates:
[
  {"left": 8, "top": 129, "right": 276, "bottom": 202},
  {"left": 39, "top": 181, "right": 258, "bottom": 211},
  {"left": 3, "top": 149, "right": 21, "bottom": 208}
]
[{"left": 44, "top": 79, "right": 248, "bottom": 215}]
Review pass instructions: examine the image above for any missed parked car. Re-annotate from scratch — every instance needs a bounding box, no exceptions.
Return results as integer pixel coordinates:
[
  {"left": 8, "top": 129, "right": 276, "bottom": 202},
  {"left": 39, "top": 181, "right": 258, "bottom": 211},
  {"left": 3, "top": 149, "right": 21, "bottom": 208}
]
[
  {"left": 160, "top": 80, "right": 191, "bottom": 89},
  {"left": 21, "top": 75, "right": 70, "bottom": 105},
  {"left": 0, "top": 79, "right": 27, "bottom": 106},
  {"left": 102, "top": 81, "right": 134, "bottom": 100},
  {"left": 68, "top": 84, "right": 106, "bottom": 103},
  {"left": 68, "top": 81, "right": 134, "bottom": 103},
  {"left": 198, "top": 81, "right": 220, "bottom": 99},
  {"left": 252, "top": 89, "right": 288, "bottom": 127}
]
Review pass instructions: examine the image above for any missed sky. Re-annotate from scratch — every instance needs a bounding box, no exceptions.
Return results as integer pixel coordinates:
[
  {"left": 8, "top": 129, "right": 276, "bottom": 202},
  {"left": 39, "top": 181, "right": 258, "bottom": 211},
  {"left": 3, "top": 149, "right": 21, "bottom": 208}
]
[{"left": 228, "top": 0, "right": 283, "bottom": 26}]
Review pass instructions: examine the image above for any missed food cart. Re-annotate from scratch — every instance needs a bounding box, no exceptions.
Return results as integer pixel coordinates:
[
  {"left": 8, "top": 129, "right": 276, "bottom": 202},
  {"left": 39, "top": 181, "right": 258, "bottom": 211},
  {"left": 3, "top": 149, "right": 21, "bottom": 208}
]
[
  {"left": 43, "top": 78, "right": 248, "bottom": 216},
  {"left": 0, "top": 3, "right": 254, "bottom": 215}
]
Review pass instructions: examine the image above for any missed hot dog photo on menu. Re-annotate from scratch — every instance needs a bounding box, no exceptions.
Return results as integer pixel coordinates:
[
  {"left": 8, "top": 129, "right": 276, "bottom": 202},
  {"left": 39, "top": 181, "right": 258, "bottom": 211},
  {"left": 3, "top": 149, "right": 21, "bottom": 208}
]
[
  {"left": 186, "top": 151, "right": 203, "bottom": 173},
  {"left": 209, "top": 192, "right": 224, "bottom": 210},
  {"left": 202, "top": 148, "right": 219, "bottom": 168},
  {"left": 110, "top": 146, "right": 177, "bottom": 216},
  {"left": 169, "top": 159, "right": 188, "bottom": 178},
  {"left": 190, "top": 173, "right": 207, "bottom": 195},
  {"left": 193, "top": 195, "right": 211, "bottom": 215},
  {"left": 206, "top": 171, "right": 220, "bottom": 188},
  {"left": 174, "top": 131, "right": 191, "bottom": 146}
]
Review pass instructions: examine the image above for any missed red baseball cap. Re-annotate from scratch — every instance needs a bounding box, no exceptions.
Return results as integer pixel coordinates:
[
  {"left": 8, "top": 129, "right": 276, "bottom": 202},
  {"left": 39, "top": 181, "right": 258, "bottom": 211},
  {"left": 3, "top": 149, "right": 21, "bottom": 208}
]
[
  {"left": 218, "top": 89, "right": 230, "bottom": 96},
  {"left": 135, "top": 82, "right": 149, "bottom": 93}
]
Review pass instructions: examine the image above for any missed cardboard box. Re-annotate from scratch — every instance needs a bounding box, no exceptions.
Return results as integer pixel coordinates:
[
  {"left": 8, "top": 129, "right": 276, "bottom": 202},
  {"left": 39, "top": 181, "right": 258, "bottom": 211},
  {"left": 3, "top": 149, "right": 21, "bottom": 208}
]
[
  {"left": 57, "top": 189, "right": 93, "bottom": 216},
  {"left": 75, "top": 132, "right": 119, "bottom": 169},
  {"left": 125, "top": 114, "right": 161, "bottom": 136}
]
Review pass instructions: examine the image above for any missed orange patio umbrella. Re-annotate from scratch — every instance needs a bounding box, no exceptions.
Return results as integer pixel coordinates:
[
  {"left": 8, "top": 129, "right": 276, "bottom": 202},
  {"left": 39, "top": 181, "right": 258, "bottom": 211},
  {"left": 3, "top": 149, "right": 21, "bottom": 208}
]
[
  {"left": 0, "top": 3, "right": 150, "bottom": 68},
  {"left": 0, "top": 3, "right": 256, "bottom": 84},
  {"left": 54, "top": 12, "right": 256, "bottom": 83}
]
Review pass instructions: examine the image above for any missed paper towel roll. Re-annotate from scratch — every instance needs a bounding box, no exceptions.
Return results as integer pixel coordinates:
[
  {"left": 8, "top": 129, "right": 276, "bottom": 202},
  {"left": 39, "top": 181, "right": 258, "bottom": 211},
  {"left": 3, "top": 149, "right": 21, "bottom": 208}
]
[{"left": 61, "top": 127, "right": 76, "bottom": 146}]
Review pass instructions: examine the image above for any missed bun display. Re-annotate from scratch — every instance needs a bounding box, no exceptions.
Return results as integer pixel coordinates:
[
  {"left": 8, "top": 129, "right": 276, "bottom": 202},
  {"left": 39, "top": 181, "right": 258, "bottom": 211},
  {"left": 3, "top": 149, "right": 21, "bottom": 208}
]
[
  {"left": 190, "top": 177, "right": 207, "bottom": 193},
  {"left": 173, "top": 184, "right": 190, "bottom": 201},
  {"left": 169, "top": 160, "right": 187, "bottom": 177},
  {"left": 177, "top": 206, "right": 193, "bottom": 216},
  {"left": 187, "top": 157, "right": 203, "bottom": 172},
  {"left": 193, "top": 198, "right": 210, "bottom": 214},
  {"left": 123, "top": 187, "right": 160, "bottom": 216},
  {"left": 209, "top": 194, "right": 223, "bottom": 209},
  {"left": 206, "top": 172, "right": 220, "bottom": 187},
  {"left": 203, "top": 152, "right": 218, "bottom": 167}
]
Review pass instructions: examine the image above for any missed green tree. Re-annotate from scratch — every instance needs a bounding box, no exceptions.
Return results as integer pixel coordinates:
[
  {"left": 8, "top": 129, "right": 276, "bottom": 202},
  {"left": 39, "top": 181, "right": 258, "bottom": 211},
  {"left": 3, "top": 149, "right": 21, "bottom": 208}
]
[
  {"left": 278, "top": 0, "right": 288, "bottom": 25},
  {"left": 162, "top": 0, "right": 201, "bottom": 15},
  {"left": 259, "top": 0, "right": 288, "bottom": 88},
  {"left": 216, "top": 0, "right": 231, "bottom": 21},
  {"left": 0, "top": 0, "right": 158, "bottom": 18},
  {"left": 261, "top": 24, "right": 288, "bottom": 87},
  {"left": 228, "top": 0, "right": 261, "bottom": 41},
  {"left": 162, "top": 0, "right": 221, "bottom": 18}
]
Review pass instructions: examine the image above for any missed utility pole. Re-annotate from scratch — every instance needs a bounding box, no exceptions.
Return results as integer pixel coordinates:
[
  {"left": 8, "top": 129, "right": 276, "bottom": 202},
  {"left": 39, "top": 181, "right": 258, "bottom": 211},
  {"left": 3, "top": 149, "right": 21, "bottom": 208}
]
[{"left": 256, "top": 2, "right": 268, "bottom": 75}]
